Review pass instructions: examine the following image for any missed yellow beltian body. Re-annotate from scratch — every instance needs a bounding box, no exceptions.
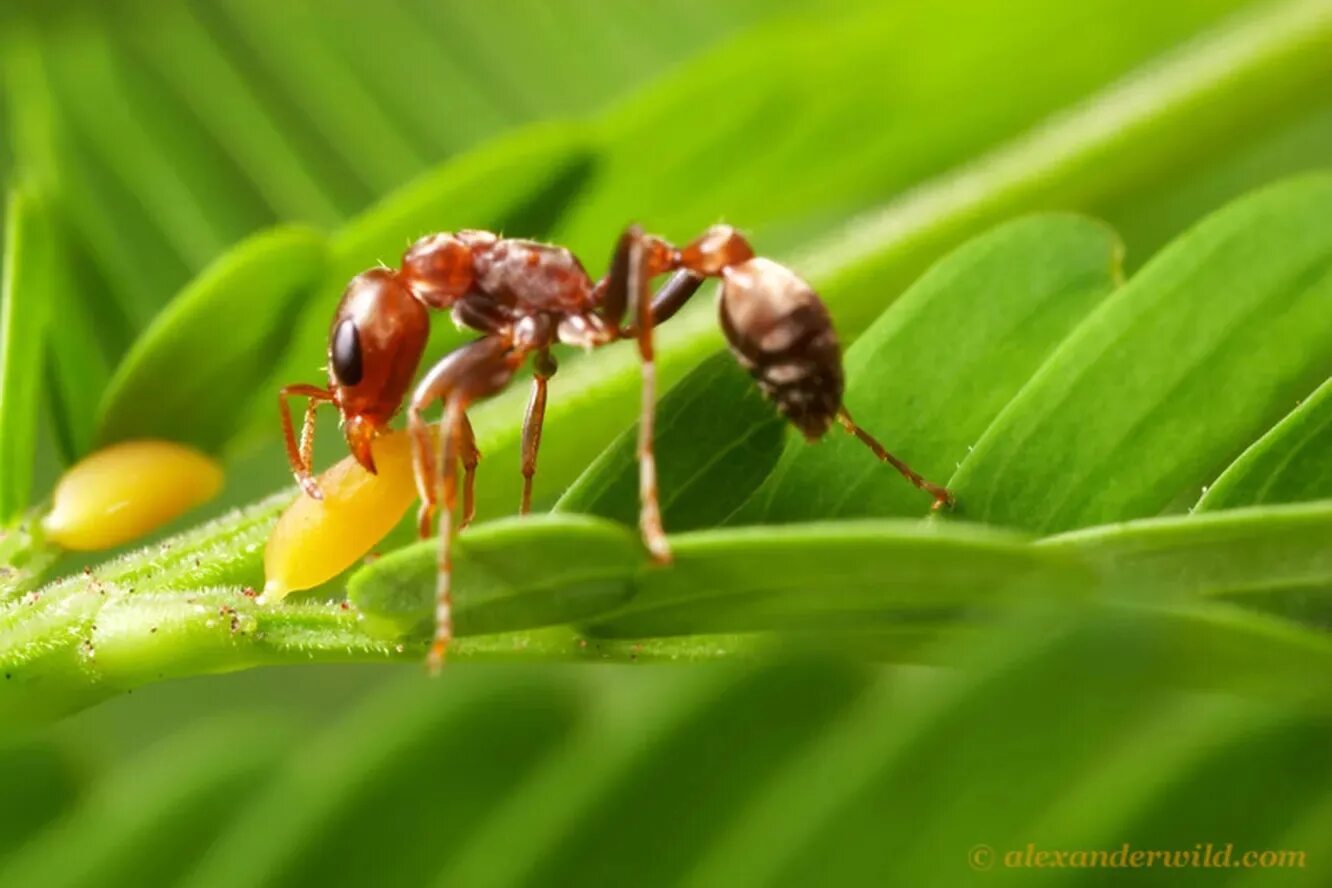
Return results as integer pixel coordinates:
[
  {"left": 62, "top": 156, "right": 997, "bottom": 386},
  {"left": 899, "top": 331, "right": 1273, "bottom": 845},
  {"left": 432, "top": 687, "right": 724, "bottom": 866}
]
[
  {"left": 263, "top": 430, "right": 417, "bottom": 600},
  {"left": 43, "top": 440, "right": 224, "bottom": 550}
]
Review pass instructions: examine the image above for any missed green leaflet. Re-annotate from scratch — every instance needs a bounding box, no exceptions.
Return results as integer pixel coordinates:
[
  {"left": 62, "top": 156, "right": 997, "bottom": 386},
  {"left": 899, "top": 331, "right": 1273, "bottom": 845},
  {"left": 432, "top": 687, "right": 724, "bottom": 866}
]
[
  {"left": 747, "top": 214, "right": 1122, "bottom": 524},
  {"left": 585, "top": 521, "right": 1087, "bottom": 639},
  {"left": 347, "top": 514, "right": 644, "bottom": 639},
  {"left": 1197, "top": 376, "right": 1332, "bottom": 510},
  {"left": 950, "top": 175, "right": 1332, "bottom": 533},
  {"left": 94, "top": 226, "right": 327, "bottom": 454},
  {"left": 554, "top": 350, "right": 786, "bottom": 532},
  {"left": 0, "top": 187, "right": 53, "bottom": 523},
  {"left": 1039, "top": 501, "right": 1332, "bottom": 624}
]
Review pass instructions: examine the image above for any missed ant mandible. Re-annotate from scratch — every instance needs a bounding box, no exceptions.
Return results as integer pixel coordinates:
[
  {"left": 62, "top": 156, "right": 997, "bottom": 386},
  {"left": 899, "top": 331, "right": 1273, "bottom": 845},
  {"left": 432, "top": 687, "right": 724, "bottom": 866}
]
[{"left": 279, "top": 224, "right": 954, "bottom": 672}]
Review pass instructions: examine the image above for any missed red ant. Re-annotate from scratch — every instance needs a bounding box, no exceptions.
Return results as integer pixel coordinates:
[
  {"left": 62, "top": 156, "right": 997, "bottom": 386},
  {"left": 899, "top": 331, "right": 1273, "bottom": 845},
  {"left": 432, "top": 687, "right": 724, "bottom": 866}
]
[{"left": 280, "top": 225, "right": 953, "bottom": 671}]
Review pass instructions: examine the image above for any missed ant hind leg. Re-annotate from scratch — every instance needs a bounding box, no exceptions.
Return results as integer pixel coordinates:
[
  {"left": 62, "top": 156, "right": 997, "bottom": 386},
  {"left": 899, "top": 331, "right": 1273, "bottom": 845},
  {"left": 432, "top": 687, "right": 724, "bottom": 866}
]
[{"left": 837, "top": 408, "right": 954, "bottom": 511}]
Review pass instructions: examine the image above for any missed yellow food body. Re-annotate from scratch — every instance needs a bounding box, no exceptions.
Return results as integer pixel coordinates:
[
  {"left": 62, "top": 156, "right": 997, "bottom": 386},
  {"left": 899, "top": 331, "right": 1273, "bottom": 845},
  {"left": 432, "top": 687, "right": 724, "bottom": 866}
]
[
  {"left": 43, "top": 440, "right": 224, "bottom": 551},
  {"left": 263, "top": 430, "right": 417, "bottom": 600}
]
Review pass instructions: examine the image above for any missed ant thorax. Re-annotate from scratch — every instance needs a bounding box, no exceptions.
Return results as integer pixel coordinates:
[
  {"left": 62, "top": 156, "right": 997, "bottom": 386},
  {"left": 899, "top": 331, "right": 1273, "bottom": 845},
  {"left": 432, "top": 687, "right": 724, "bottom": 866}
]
[{"left": 469, "top": 239, "right": 595, "bottom": 314}]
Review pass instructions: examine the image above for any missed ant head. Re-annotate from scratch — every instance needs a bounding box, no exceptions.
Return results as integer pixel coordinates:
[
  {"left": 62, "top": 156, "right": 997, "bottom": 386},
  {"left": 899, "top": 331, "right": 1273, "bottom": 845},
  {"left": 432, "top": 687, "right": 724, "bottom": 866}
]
[{"left": 328, "top": 268, "right": 429, "bottom": 473}]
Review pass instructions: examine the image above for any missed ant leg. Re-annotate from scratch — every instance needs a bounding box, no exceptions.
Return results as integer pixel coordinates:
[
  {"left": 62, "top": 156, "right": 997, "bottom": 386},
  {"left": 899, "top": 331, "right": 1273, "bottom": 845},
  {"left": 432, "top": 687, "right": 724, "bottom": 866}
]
[
  {"left": 408, "top": 405, "right": 437, "bottom": 538},
  {"left": 837, "top": 408, "right": 954, "bottom": 511},
  {"left": 409, "top": 336, "right": 522, "bottom": 673},
  {"left": 519, "top": 350, "right": 558, "bottom": 514},
  {"left": 279, "top": 384, "right": 333, "bottom": 499},
  {"left": 649, "top": 271, "right": 705, "bottom": 326},
  {"left": 430, "top": 392, "right": 466, "bottom": 673},
  {"left": 458, "top": 413, "right": 480, "bottom": 530},
  {"left": 608, "top": 226, "right": 672, "bottom": 562},
  {"left": 410, "top": 407, "right": 480, "bottom": 536}
]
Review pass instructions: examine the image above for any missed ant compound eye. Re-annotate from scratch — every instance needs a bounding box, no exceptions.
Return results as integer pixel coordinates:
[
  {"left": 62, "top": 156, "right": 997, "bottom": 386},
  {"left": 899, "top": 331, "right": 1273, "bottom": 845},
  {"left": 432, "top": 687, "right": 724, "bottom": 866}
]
[{"left": 331, "top": 318, "right": 364, "bottom": 386}]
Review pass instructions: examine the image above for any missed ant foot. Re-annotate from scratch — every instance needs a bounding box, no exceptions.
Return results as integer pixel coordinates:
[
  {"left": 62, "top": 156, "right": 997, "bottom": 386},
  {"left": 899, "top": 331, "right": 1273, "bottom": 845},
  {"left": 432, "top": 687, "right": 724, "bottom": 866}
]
[
  {"left": 426, "top": 638, "right": 448, "bottom": 676},
  {"left": 299, "top": 477, "right": 324, "bottom": 501},
  {"left": 929, "top": 488, "right": 956, "bottom": 512},
  {"left": 416, "top": 503, "right": 435, "bottom": 539},
  {"left": 645, "top": 535, "right": 673, "bottom": 565}
]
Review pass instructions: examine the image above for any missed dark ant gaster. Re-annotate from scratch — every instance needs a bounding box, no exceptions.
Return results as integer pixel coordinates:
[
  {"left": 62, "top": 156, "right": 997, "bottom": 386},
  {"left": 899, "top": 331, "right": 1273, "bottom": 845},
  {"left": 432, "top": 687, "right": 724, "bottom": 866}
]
[{"left": 280, "top": 225, "right": 954, "bottom": 672}]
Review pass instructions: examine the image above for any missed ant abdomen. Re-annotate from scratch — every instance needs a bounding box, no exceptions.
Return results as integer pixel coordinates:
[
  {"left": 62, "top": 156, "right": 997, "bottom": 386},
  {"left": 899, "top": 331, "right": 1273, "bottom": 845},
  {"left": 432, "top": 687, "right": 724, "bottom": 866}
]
[{"left": 718, "top": 257, "right": 844, "bottom": 440}]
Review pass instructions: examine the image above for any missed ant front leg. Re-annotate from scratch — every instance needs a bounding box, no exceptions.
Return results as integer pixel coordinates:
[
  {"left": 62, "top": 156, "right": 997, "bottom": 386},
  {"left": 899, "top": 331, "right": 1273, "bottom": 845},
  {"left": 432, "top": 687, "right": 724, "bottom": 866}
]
[
  {"left": 279, "top": 384, "right": 334, "bottom": 499},
  {"left": 408, "top": 336, "right": 521, "bottom": 673},
  {"left": 458, "top": 414, "right": 481, "bottom": 530},
  {"left": 410, "top": 408, "right": 481, "bottom": 537},
  {"left": 519, "top": 349, "right": 557, "bottom": 514}
]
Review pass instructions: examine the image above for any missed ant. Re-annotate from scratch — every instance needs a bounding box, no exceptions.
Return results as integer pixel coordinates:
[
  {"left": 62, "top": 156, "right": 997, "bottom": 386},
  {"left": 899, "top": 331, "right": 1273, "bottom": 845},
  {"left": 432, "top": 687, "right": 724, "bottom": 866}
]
[{"left": 280, "top": 225, "right": 953, "bottom": 672}]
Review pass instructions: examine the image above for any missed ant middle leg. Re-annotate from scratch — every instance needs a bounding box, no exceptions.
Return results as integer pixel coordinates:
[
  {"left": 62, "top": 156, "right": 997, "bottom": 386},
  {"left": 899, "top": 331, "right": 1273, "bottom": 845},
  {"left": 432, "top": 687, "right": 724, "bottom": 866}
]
[
  {"left": 279, "top": 383, "right": 334, "bottom": 499},
  {"left": 519, "top": 349, "right": 558, "bottom": 514}
]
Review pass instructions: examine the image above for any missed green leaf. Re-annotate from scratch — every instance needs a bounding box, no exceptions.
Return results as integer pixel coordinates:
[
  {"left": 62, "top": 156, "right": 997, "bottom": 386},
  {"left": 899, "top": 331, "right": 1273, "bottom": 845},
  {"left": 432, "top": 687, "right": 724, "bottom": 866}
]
[
  {"left": 750, "top": 610, "right": 1332, "bottom": 885},
  {"left": 1039, "top": 501, "right": 1332, "bottom": 624},
  {"left": 95, "top": 225, "right": 327, "bottom": 454},
  {"left": 0, "top": 187, "right": 53, "bottom": 522},
  {"left": 949, "top": 175, "right": 1332, "bottom": 533},
  {"left": 500, "top": 657, "right": 871, "bottom": 888},
  {"left": 122, "top": 1, "right": 350, "bottom": 226},
  {"left": 1197, "top": 376, "right": 1332, "bottom": 510},
  {"left": 347, "top": 514, "right": 643, "bottom": 638},
  {"left": 747, "top": 214, "right": 1122, "bottom": 524},
  {"left": 585, "top": 521, "right": 1089, "bottom": 639},
  {"left": 0, "top": 716, "right": 289, "bottom": 887},
  {"left": 555, "top": 350, "right": 786, "bottom": 531},
  {"left": 210, "top": 0, "right": 431, "bottom": 197},
  {"left": 0, "top": 737, "right": 83, "bottom": 864},
  {"left": 42, "top": 250, "right": 110, "bottom": 463},
  {"left": 554, "top": 0, "right": 1262, "bottom": 263},
  {"left": 6, "top": 18, "right": 188, "bottom": 332},
  {"left": 34, "top": 10, "right": 260, "bottom": 270},
  {"left": 462, "top": 0, "right": 1332, "bottom": 524},
  {"left": 181, "top": 673, "right": 583, "bottom": 888}
]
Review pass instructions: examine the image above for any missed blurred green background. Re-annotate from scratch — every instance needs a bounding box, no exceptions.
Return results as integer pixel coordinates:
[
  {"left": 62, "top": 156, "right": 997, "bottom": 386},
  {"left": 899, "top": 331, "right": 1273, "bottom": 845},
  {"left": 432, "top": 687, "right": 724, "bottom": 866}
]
[{"left": 3, "top": 0, "right": 1332, "bottom": 884}]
